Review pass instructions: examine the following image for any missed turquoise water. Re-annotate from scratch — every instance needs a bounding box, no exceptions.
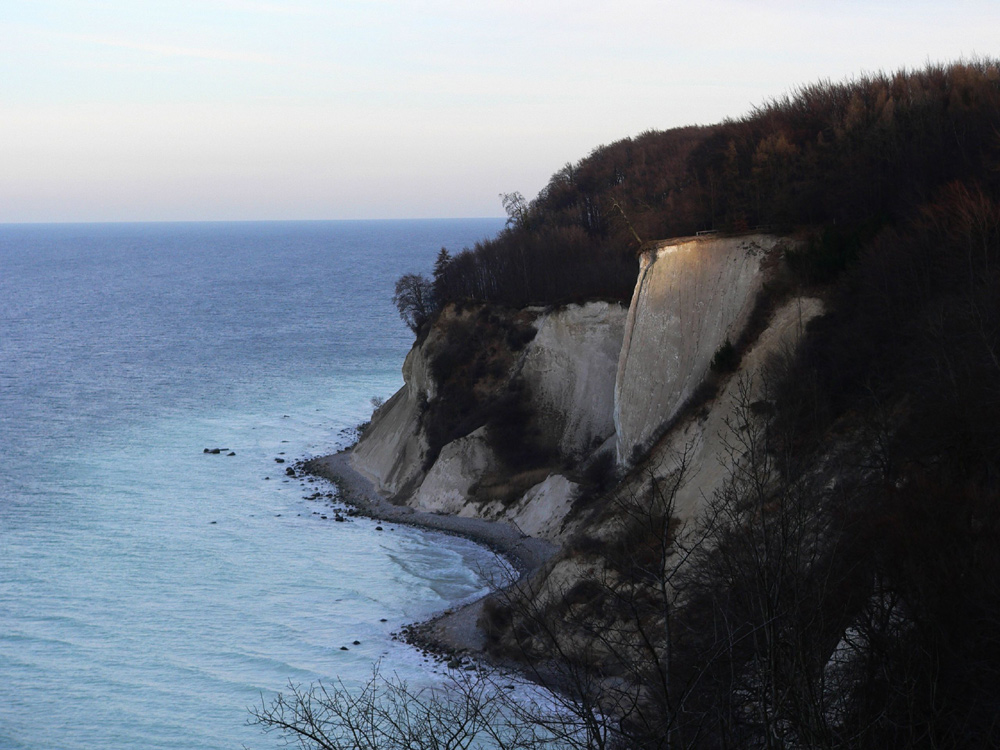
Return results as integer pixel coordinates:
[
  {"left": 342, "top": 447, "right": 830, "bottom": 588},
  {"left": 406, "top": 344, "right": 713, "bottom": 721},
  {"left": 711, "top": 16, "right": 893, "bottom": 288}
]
[{"left": 0, "top": 219, "right": 506, "bottom": 749}]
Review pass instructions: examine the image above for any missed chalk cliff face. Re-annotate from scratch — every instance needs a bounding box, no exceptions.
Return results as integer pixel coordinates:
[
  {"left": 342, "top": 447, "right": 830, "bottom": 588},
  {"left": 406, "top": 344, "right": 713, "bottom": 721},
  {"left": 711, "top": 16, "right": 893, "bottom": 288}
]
[
  {"left": 614, "top": 234, "right": 783, "bottom": 465},
  {"left": 409, "top": 427, "right": 495, "bottom": 515},
  {"left": 350, "top": 234, "right": 809, "bottom": 543},
  {"left": 626, "top": 295, "right": 823, "bottom": 528},
  {"left": 520, "top": 301, "right": 625, "bottom": 458},
  {"left": 350, "top": 338, "right": 435, "bottom": 496},
  {"left": 350, "top": 301, "right": 626, "bottom": 539}
]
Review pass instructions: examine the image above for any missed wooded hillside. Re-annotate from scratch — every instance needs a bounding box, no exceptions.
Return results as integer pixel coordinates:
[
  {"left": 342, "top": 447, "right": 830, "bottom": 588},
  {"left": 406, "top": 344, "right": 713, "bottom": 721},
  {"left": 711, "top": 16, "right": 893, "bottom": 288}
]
[
  {"left": 431, "top": 60, "right": 1000, "bottom": 748},
  {"left": 427, "top": 60, "right": 1000, "bottom": 311}
]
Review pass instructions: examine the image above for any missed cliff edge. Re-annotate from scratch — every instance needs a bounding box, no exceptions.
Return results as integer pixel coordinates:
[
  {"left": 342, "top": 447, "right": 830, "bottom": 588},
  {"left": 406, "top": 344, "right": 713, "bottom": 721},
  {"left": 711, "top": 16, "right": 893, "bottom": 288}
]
[
  {"left": 614, "top": 233, "right": 781, "bottom": 465},
  {"left": 345, "top": 233, "right": 808, "bottom": 550}
]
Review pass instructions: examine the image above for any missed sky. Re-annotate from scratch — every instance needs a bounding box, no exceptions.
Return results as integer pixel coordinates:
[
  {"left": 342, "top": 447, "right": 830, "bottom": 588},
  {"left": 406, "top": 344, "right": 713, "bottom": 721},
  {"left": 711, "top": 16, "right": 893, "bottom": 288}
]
[{"left": 1, "top": 1, "right": 997, "bottom": 223}]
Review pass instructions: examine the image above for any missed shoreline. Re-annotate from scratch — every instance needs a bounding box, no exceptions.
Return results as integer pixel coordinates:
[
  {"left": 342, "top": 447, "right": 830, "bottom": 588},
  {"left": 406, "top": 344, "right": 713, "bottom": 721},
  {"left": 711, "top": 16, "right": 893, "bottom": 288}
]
[
  {"left": 302, "top": 449, "right": 558, "bottom": 659},
  {"left": 303, "top": 450, "right": 557, "bottom": 577}
]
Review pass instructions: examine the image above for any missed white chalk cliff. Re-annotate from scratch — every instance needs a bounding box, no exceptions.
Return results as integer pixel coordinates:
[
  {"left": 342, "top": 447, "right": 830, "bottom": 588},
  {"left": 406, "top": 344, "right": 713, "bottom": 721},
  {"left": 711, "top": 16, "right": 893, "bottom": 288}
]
[
  {"left": 350, "top": 301, "right": 626, "bottom": 539},
  {"left": 350, "top": 233, "right": 813, "bottom": 542},
  {"left": 520, "top": 300, "right": 625, "bottom": 458},
  {"left": 350, "top": 337, "right": 436, "bottom": 496},
  {"left": 631, "top": 294, "right": 823, "bottom": 528},
  {"left": 614, "top": 234, "right": 781, "bottom": 465},
  {"left": 410, "top": 427, "right": 495, "bottom": 515}
]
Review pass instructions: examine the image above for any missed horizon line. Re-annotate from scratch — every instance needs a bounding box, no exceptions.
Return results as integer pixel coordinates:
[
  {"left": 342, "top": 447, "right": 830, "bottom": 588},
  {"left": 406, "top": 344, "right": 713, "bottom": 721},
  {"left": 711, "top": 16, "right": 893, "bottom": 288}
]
[{"left": 0, "top": 216, "right": 508, "bottom": 227}]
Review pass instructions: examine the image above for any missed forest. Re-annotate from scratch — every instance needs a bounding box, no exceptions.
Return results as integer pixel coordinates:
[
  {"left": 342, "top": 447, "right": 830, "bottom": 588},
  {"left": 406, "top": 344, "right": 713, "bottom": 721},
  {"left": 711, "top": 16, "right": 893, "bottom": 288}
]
[
  {"left": 414, "top": 60, "right": 1000, "bottom": 312},
  {"left": 269, "top": 60, "right": 1000, "bottom": 749}
]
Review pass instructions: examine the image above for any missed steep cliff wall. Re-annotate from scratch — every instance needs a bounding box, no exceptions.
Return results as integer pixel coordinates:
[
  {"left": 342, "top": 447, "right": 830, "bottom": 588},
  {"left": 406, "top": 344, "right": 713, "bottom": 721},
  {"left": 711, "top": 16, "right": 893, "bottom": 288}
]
[
  {"left": 520, "top": 301, "right": 625, "bottom": 458},
  {"left": 633, "top": 295, "right": 823, "bottom": 527},
  {"left": 484, "top": 293, "right": 826, "bottom": 669},
  {"left": 350, "top": 301, "right": 625, "bottom": 540},
  {"left": 614, "top": 234, "right": 785, "bottom": 465},
  {"left": 350, "top": 338, "right": 436, "bottom": 496},
  {"left": 351, "top": 236, "right": 803, "bottom": 544},
  {"left": 409, "top": 427, "right": 496, "bottom": 515}
]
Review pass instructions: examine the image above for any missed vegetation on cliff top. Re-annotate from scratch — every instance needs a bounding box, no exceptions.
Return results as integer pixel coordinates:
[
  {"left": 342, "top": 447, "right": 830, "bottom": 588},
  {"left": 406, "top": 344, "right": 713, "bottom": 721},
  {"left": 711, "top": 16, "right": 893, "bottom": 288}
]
[
  {"left": 269, "top": 60, "right": 1000, "bottom": 750},
  {"left": 395, "top": 59, "right": 1000, "bottom": 318}
]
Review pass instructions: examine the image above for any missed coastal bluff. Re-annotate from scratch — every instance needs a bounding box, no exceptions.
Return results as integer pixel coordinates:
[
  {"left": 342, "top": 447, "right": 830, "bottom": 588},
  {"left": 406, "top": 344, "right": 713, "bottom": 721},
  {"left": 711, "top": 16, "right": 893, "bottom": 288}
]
[
  {"left": 614, "top": 234, "right": 781, "bottom": 465},
  {"left": 344, "top": 232, "right": 815, "bottom": 544},
  {"left": 351, "top": 299, "right": 627, "bottom": 541}
]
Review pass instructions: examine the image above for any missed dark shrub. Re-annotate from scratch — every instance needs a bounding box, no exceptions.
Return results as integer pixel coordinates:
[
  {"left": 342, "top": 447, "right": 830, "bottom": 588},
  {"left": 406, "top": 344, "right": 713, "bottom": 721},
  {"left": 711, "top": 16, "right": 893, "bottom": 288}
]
[{"left": 710, "top": 338, "right": 740, "bottom": 373}]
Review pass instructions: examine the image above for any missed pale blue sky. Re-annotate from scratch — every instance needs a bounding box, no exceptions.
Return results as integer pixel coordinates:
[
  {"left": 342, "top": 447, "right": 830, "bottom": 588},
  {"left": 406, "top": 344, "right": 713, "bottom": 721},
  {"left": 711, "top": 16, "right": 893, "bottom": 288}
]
[{"left": 1, "top": 1, "right": 996, "bottom": 222}]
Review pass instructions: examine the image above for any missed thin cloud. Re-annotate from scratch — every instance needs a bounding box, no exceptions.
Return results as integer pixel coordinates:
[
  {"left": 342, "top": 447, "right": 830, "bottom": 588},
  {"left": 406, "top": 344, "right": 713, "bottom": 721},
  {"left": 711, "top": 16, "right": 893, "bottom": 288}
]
[
  {"left": 53, "top": 30, "right": 278, "bottom": 65},
  {"left": 212, "top": 0, "right": 329, "bottom": 16}
]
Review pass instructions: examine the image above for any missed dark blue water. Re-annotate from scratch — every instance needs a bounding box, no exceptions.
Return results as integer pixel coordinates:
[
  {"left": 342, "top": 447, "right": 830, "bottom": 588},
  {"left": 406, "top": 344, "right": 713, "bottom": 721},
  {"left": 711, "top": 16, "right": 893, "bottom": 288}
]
[{"left": 0, "top": 219, "right": 505, "bottom": 750}]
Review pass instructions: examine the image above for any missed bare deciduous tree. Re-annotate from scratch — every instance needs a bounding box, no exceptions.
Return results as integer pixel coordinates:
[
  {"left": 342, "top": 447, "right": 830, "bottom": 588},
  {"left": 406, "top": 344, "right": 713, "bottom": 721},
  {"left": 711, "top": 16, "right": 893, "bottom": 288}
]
[
  {"left": 249, "top": 662, "right": 561, "bottom": 750},
  {"left": 392, "top": 273, "right": 435, "bottom": 334}
]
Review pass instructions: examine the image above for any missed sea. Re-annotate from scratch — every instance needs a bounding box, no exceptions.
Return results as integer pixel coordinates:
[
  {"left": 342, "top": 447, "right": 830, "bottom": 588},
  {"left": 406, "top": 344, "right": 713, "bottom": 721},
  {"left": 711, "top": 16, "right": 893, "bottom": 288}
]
[{"left": 0, "top": 218, "right": 507, "bottom": 750}]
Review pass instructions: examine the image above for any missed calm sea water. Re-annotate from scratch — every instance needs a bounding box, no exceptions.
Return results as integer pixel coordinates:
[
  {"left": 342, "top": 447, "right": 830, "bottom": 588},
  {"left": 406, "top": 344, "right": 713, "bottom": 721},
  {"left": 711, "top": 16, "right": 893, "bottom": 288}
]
[{"left": 0, "top": 219, "right": 506, "bottom": 750}]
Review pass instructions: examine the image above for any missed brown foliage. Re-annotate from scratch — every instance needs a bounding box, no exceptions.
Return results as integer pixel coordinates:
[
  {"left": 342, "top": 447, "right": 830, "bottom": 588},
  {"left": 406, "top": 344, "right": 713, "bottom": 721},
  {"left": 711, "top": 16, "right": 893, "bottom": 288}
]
[
  {"left": 430, "top": 60, "right": 1000, "bottom": 312},
  {"left": 419, "top": 306, "right": 548, "bottom": 471}
]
